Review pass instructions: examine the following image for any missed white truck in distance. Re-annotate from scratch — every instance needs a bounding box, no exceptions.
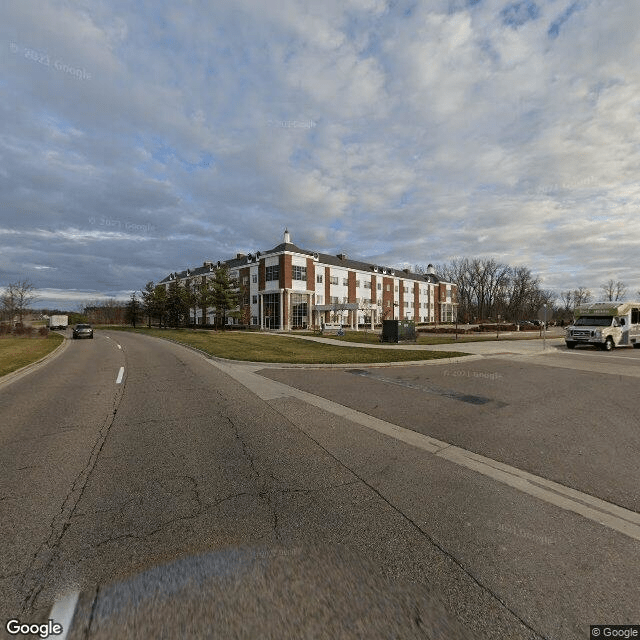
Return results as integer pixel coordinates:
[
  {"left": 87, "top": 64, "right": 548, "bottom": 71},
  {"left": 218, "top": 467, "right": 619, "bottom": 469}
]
[
  {"left": 565, "top": 302, "right": 640, "bottom": 351},
  {"left": 48, "top": 315, "right": 69, "bottom": 330}
]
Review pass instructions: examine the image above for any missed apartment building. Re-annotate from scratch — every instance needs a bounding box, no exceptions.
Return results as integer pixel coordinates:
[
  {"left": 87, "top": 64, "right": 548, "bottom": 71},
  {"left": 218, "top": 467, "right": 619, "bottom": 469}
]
[{"left": 160, "top": 230, "right": 457, "bottom": 330}]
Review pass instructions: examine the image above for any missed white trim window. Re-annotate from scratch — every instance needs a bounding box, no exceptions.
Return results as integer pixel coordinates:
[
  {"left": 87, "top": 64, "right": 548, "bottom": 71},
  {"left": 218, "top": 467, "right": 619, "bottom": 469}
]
[
  {"left": 265, "top": 265, "right": 279, "bottom": 281},
  {"left": 292, "top": 265, "right": 307, "bottom": 281}
]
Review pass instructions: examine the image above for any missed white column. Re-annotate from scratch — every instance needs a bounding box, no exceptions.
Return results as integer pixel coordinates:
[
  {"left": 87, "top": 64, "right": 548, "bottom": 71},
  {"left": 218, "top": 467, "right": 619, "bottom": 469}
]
[
  {"left": 279, "top": 290, "right": 284, "bottom": 330},
  {"left": 259, "top": 294, "right": 264, "bottom": 330}
]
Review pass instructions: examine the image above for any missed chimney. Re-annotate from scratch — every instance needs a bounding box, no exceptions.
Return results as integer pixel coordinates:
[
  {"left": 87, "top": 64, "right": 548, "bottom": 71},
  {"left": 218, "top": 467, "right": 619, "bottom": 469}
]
[{"left": 283, "top": 228, "right": 291, "bottom": 244}]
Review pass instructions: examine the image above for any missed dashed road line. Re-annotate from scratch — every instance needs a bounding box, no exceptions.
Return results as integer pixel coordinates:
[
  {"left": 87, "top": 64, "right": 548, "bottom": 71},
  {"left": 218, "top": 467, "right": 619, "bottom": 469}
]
[
  {"left": 49, "top": 590, "right": 80, "bottom": 640},
  {"left": 116, "top": 367, "right": 124, "bottom": 384}
]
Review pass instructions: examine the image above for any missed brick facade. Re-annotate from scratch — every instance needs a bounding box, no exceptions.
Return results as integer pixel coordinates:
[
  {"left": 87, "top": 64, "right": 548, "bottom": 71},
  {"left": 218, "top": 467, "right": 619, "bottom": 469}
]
[{"left": 162, "top": 232, "right": 456, "bottom": 329}]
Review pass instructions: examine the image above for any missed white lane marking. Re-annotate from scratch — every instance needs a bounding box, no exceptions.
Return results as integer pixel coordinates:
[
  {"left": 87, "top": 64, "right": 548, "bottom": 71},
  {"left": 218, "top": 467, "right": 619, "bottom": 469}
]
[
  {"left": 562, "top": 351, "right": 640, "bottom": 361},
  {"left": 103, "top": 335, "right": 122, "bottom": 349},
  {"left": 49, "top": 590, "right": 80, "bottom": 640},
  {"left": 211, "top": 360, "right": 640, "bottom": 542},
  {"left": 116, "top": 366, "right": 124, "bottom": 384}
]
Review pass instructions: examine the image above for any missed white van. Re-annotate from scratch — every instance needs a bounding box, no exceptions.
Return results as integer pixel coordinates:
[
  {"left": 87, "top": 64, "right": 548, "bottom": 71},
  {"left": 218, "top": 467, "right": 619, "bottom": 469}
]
[{"left": 565, "top": 302, "right": 640, "bottom": 351}]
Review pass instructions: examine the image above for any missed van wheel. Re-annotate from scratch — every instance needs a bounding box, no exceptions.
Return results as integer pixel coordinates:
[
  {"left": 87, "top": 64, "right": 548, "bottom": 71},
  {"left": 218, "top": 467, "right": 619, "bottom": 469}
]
[
  {"left": 602, "top": 338, "right": 615, "bottom": 351},
  {"left": 634, "top": 343, "right": 640, "bottom": 349},
  {"left": 566, "top": 341, "right": 576, "bottom": 349}
]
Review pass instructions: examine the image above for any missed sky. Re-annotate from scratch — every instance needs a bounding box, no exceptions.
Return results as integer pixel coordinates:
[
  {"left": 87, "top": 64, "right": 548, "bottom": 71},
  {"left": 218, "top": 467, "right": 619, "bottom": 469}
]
[{"left": 1, "top": 0, "right": 639, "bottom": 310}]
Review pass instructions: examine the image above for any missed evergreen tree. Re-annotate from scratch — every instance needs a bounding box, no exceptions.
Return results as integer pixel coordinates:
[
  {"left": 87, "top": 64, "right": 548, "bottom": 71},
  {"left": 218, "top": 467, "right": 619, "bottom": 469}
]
[
  {"left": 183, "top": 278, "right": 199, "bottom": 325},
  {"left": 154, "top": 284, "right": 168, "bottom": 328},
  {"left": 197, "top": 278, "right": 216, "bottom": 325},
  {"left": 140, "top": 281, "right": 156, "bottom": 327},
  {"left": 166, "top": 280, "right": 190, "bottom": 327},
  {"left": 212, "top": 266, "right": 239, "bottom": 329},
  {"left": 125, "top": 291, "right": 140, "bottom": 327}
]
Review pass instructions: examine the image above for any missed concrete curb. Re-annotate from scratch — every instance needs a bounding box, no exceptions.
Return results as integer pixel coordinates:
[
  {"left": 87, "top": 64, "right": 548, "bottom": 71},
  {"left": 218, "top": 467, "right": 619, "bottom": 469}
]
[
  {"left": 114, "top": 330, "right": 482, "bottom": 369},
  {"left": 0, "top": 334, "right": 69, "bottom": 390}
]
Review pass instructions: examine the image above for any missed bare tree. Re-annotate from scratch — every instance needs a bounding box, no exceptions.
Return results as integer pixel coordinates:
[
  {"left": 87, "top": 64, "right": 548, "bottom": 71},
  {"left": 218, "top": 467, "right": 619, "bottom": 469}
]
[
  {"left": 503, "top": 266, "right": 540, "bottom": 323},
  {"left": 414, "top": 258, "right": 558, "bottom": 324},
  {"left": 1, "top": 280, "right": 38, "bottom": 325},
  {"left": 600, "top": 279, "right": 627, "bottom": 302},
  {"left": 1, "top": 284, "right": 17, "bottom": 324},
  {"left": 573, "top": 287, "right": 592, "bottom": 307}
]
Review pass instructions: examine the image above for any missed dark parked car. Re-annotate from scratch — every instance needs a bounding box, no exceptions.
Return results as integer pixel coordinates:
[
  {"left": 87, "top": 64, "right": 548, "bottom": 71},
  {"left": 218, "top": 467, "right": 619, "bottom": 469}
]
[{"left": 72, "top": 323, "right": 93, "bottom": 339}]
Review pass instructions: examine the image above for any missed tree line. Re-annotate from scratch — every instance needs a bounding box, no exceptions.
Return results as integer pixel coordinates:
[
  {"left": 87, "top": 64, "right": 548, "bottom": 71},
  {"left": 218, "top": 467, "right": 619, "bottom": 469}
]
[
  {"left": 417, "top": 259, "right": 638, "bottom": 324},
  {"left": 137, "top": 265, "right": 240, "bottom": 328}
]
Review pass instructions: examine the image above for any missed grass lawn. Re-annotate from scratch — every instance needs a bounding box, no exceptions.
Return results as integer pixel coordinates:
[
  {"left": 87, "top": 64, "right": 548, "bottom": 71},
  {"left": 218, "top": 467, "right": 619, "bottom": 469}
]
[
  {"left": 112, "top": 327, "right": 469, "bottom": 364},
  {"left": 298, "top": 330, "right": 554, "bottom": 345},
  {"left": 0, "top": 332, "right": 64, "bottom": 377}
]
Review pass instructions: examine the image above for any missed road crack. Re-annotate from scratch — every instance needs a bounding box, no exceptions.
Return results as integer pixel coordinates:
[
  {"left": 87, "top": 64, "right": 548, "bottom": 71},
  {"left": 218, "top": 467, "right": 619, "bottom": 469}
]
[{"left": 18, "top": 377, "right": 127, "bottom": 614}]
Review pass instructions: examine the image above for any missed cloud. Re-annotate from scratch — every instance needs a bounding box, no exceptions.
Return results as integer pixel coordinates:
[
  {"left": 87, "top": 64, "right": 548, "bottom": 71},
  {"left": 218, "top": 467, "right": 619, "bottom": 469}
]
[{"left": 1, "top": 0, "right": 640, "bottom": 308}]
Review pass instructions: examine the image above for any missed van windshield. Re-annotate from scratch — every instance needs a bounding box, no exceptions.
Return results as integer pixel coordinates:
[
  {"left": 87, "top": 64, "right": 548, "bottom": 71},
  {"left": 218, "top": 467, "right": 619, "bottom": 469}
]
[{"left": 575, "top": 316, "right": 613, "bottom": 326}]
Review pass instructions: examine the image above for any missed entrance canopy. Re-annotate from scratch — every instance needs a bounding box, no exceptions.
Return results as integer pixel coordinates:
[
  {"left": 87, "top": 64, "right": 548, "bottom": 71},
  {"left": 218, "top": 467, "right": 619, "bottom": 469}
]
[{"left": 313, "top": 303, "right": 359, "bottom": 311}]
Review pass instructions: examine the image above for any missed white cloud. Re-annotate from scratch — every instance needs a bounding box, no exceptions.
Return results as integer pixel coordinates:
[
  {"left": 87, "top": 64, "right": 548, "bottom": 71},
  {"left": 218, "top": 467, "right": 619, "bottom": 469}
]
[{"left": 2, "top": 0, "right": 640, "bottom": 307}]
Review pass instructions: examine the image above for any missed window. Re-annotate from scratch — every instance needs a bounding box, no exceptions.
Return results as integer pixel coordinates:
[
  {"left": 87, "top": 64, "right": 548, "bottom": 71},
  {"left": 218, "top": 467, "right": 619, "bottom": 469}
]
[
  {"left": 252, "top": 295, "right": 257, "bottom": 304},
  {"left": 377, "top": 283, "right": 382, "bottom": 290},
  {"left": 265, "top": 265, "right": 279, "bottom": 281},
  {"left": 263, "top": 293, "right": 280, "bottom": 329},
  {"left": 404, "top": 301, "right": 409, "bottom": 307},
  {"left": 394, "top": 285, "right": 398, "bottom": 292},
  {"left": 316, "top": 295, "right": 323, "bottom": 304},
  {"left": 633, "top": 308, "right": 640, "bottom": 324},
  {"left": 355, "top": 280, "right": 360, "bottom": 288},
  {"left": 251, "top": 316, "right": 258, "bottom": 325},
  {"left": 291, "top": 293, "right": 308, "bottom": 328},
  {"left": 316, "top": 274, "right": 323, "bottom": 283},
  {"left": 330, "top": 296, "right": 339, "bottom": 304},
  {"left": 385, "top": 284, "right": 390, "bottom": 292},
  {"left": 252, "top": 274, "right": 258, "bottom": 284},
  {"left": 364, "top": 281, "right": 371, "bottom": 289},
  {"left": 341, "top": 278, "right": 348, "bottom": 286},
  {"left": 292, "top": 265, "right": 307, "bottom": 281},
  {"left": 403, "top": 287, "right": 408, "bottom": 293},
  {"left": 386, "top": 300, "right": 391, "bottom": 307},
  {"left": 242, "top": 276, "right": 249, "bottom": 285},
  {"left": 330, "top": 276, "right": 338, "bottom": 285}
]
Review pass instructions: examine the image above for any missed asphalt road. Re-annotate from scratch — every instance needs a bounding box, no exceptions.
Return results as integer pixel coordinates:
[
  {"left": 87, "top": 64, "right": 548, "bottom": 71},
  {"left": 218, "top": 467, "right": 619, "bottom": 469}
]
[{"left": 0, "top": 331, "right": 638, "bottom": 639}]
